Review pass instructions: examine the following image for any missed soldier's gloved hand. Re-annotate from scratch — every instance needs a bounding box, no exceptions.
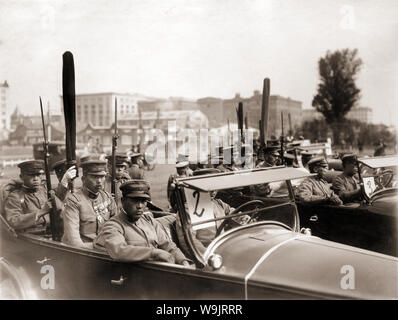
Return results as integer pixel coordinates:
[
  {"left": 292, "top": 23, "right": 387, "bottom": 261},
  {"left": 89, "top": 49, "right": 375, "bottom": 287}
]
[
  {"left": 61, "top": 166, "right": 77, "bottom": 188},
  {"left": 152, "top": 249, "right": 176, "bottom": 264}
]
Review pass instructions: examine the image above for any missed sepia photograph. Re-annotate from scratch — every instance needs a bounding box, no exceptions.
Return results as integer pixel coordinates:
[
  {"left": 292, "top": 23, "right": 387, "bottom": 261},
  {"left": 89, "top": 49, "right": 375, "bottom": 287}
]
[{"left": 0, "top": 0, "right": 397, "bottom": 304}]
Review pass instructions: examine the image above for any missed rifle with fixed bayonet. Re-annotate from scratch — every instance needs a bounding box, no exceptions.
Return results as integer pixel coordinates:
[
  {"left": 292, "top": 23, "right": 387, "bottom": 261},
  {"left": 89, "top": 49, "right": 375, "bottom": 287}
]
[
  {"left": 280, "top": 112, "right": 285, "bottom": 165},
  {"left": 111, "top": 97, "right": 118, "bottom": 197},
  {"left": 40, "top": 96, "right": 62, "bottom": 241}
]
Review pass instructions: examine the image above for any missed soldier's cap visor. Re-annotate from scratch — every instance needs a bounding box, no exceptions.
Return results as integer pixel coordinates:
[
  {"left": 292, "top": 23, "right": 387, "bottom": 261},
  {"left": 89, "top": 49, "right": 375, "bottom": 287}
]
[
  {"left": 341, "top": 154, "right": 357, "bottom": 164},
  {"left": 308, "top": 157, "right": 328, "bottom": 168},
  {"left": 120, "top": 179, "right": 151, "bottom": 200},
  {"left": 18, "top": 160, "right": 45, "bottom": 174},
  {"left": 176, "top": 161, "right": 189, "bottom": 168},
  {"left": 81, "top": 160, "right": 107, "bottom": 176},
  {"left": 123, "top": 191, "right": 151, "bottom": 200}
]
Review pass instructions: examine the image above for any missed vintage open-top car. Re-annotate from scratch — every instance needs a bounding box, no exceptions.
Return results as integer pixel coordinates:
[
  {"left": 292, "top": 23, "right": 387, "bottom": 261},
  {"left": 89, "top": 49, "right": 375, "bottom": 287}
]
[
  {"left": 297, "top": 155, "right": 398, "bottom": 257},
  {"left": 1, "top": 167, "right": 397, "bottom": 299}
]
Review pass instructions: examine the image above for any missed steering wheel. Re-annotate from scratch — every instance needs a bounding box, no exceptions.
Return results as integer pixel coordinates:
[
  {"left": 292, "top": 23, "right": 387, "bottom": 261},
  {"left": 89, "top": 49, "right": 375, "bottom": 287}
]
[
  {"left": 215, "top": 200, "right": 264, "bottom": 238},
  {"left": 374, "top": 169, "right": 394, "bottom": 190}
]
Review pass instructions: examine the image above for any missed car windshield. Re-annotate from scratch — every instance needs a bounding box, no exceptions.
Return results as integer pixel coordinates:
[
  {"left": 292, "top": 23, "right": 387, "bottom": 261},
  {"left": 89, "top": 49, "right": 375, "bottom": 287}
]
[
  {"left": 183, "top": 185, "right": 297, "bottom": 233},
  {"left": 177, "top": 168, "right": 310, "bottom": 257},
  {"left": 359, "top": 156, "right": 398, "bottom": 197}
]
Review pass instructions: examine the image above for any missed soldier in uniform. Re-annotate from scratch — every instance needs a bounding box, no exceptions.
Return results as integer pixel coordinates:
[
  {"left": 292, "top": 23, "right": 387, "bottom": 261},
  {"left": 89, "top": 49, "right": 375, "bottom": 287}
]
[
  {"left": 167, "top": 154, "right": 193, "bottom": 212},
  {"left": 332, "top": 154, "right": 362, "bottom": 203},
  {"left": 4, "top": 160, "right": 51, "bottom": 231},
  {"left": 296, "top": 157, "right": 343, "bottom": 205},
  {"left": 62, "top": 160, "right": 117, "bottom": 248},
  {"left": 256, "top": 146, "right": 280, "bottom": 168},
  {"left": 127, "top": 152, "right": 145, "bottom": 180},
  {"left": 94, "top": 180, "right": 191, "bottom": 266},
  {"left": 104, "top": 154, "right": 131, "bottom": 209}
]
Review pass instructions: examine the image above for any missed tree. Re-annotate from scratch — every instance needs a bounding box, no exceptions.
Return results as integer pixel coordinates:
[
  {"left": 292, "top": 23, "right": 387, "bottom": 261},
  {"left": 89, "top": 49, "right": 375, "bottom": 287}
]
[{"left": 312, "top": 48, "right": 363, "bottom": 146}]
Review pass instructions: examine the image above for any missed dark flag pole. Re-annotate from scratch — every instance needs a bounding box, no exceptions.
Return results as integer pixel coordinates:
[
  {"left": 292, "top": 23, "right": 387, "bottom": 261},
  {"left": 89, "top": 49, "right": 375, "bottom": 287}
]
[{"left": 62, "top": 51, "right": 77, "bottom": 193}]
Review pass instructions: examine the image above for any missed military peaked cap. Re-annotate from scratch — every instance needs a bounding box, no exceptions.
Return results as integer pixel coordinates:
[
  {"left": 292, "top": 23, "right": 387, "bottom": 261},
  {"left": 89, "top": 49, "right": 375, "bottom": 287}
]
[
  {"left": 120, "top": 180, "right": 151, "bottom": 200},
  {"left": 80, "top": 154, "right": 102, "bottom": 165},
  {"left": 81, "top": 160, "right": 107, "bottom": 176},
  {"left": 307, "top": 157, "right": 328, "bottom": 168},
  {"left": 18, "top": 160, "right": 45, "bottom": 175},
  {"left": 176, "top": 154, "right": 189, "bottom": 168},
  {"left": 105, "top": 154, "right": 129, "bottom": 166},
  {"left": 341, "top": 153, "right": 357, "bottom": 165}
]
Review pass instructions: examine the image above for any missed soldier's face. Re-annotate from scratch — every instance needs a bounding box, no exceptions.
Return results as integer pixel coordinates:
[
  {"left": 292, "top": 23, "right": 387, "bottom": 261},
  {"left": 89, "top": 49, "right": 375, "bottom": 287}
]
[
  {"left": 177, "top": 167, "right": 188, "bottom": 176},
  {"left": 313, "top": 165, "right": 328, "bottom": 178},
  {"left": 122, "top": 197, "right": 147, "bottom": 221},
  {"left": 83, "top": 174, "right": 105, "bottom": 193},
  {"left": 115, "top": 165, "right": 127, "bottom": 179},
  {"left": 344, "top": 162, "right": 357, "bottom": 176},
  {"left": 265, "top": 154, "right": 276, "bottom": 165},
  {"left": 21, "top": 173, "right": 42, "bottom": 188}
]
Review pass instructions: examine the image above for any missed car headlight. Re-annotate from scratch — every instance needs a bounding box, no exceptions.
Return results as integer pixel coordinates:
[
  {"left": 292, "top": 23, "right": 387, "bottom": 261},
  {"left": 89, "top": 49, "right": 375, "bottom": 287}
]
[{"left": 207, "top": 254, "right": 223, "bottom": 270}]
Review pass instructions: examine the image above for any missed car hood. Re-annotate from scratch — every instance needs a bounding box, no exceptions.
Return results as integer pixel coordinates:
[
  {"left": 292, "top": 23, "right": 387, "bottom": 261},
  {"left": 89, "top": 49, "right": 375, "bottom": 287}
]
[{"left": 210, "top": 225, "right": 398, "bottom": 299}]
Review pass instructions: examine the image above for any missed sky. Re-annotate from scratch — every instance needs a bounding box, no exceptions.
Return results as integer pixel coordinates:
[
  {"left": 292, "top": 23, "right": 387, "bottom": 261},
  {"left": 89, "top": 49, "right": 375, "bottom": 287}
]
[{"left": 0, "top": 0, "right": 397, "bottom": 125}]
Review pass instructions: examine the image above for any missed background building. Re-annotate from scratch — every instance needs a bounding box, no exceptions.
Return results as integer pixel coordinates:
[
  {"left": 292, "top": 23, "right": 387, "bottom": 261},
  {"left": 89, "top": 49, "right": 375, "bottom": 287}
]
[
  {"left": 0, "top": 80, "right": 10, "bottom": 131},
  {"left": 70, "top": 92, "right": 151, "bottom": 129},
  {"left": 76, "top": 109, "right": 208, "bottom": 153},
  {"left": 346, "top": 106, "right": 373, "bottom": 124},
  {"left": 8, "top": 123, "right": 64, "bottom": 146},
  {"left": 302, "top": 106, "right": 373, "bottom": 124},
  {"left": 220, "top": 91, "right": 302, "bottom": 137},
  {"left": 138, "top": 96, "right": 199, "bottom": 113}
]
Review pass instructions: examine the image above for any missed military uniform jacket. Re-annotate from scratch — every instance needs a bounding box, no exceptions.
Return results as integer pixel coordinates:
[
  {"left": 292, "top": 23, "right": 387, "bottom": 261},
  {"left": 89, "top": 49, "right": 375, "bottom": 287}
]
[
  {"left": 332, "top": 173, "right": 361, "bottom": 203},
  {"left": 62, "top": 188, "right": 117, "bottom": 248},
  {"left": 296, "top": 177, "right": 340, "bottom": 203},
  {"left": 4, "top": 185, "right": 48, "bottom": 230},
  {"left": 128, "top": 164, "right": 145, "bottom": 180},
  {"left": 93, "top": 211, "right": 188, "bottom": 264}
]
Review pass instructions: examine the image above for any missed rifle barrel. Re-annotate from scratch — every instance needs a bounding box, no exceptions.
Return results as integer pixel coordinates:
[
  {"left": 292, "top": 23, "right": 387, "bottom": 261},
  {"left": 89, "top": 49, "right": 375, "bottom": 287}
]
[
  {"left": 111, "top": 97, "right": 118, "bottom": 196},
  {"left": 40, "top": 96, "right": 59, "bottom": 240}
]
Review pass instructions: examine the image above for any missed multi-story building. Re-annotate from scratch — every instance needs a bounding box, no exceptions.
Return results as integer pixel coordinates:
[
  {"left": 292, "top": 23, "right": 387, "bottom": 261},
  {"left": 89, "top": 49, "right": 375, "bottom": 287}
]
[
  {"left": 197, "top": 97, "right": 224, "bottom": 128},
  {"left": 8, "top": 123, "right": 64, "bottom": 146},
  {"left": 302, "top": 108, "right": 323, "bottom": 123},
  {"left": 221, "top": 91, "right": 302, "bottom": 137},
  {"left": 0, "top": 80, "right": 10, "bottom": 130},
  {"left": 76, "top": 110, "right": 209, "bottom": 152},
  {"left": 302, "top": 106, "right": 373, "bottom": 124},
  {"left": 347, "top": 106, "right": 373, "bottom": 124},
  {"left": 138, "top": 97, "right": 199, "bottom": 113},
  {"left": 68, "top": 92, "right": 150, "bottom": 129}
]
